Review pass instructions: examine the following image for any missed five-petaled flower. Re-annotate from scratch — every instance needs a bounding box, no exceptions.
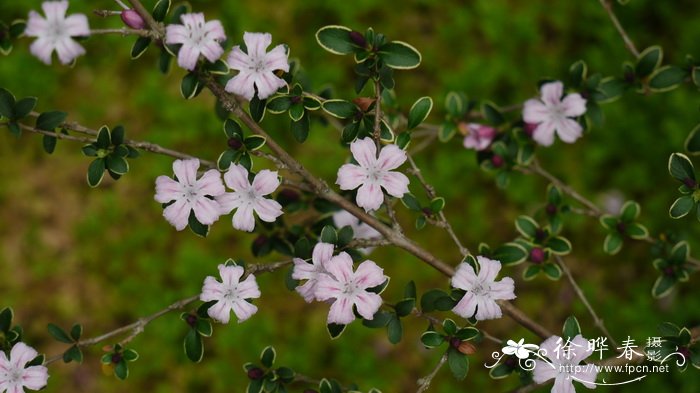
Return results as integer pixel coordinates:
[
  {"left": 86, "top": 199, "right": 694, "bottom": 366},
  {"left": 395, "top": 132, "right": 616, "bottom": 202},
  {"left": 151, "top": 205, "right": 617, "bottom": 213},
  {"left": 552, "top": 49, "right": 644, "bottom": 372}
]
[
  {"left": 533, "top": 335, "right": 598, "bottom": 393},
  {"left": 200, "top": 263, "right": 261, "bottom": 323},
  {"left": 154, "top": 159, "right": 225, "bottom": 231},
  {"left": 522, "top": 81, "right": 587, "bottom": 146},
  {"left": 292, "top": 242, "right": 334, "bottom": 302},
  {"left": 462, "top": 123, "right": 497, "bottom": 151},
  {"left": 25, "top": 0, "right": 90, "bottom": 65},
  {"left": 336, "top": 138, "right": 410, "bottom": 212},
  {"left": 332, "top": 210, "right": 382, "bottom": 253},
  {"left": 165, "top": 12, "right": 226, "bottom": 71},
  {"left": 451, "top": 256, "right": 516, "bottom": 320},
  {"left": 0, "top": 342, "right": 49, "bottom": 393},
  {"left": 216, "top": 164, "right": 283, "bottom": 232},
  {"left": 315, "top": 252, "right": 387, "bottom": 325},
  {"left": 225, "top": 32, "right": 289, "bottom": 101}
]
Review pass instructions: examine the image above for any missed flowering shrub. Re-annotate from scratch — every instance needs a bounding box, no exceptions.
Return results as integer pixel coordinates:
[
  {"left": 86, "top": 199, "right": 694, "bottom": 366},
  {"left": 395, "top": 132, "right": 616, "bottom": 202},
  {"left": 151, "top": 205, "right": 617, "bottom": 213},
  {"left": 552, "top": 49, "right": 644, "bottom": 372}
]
[{"left": 1, "top": 1, "right": 699, "bottom": 393}]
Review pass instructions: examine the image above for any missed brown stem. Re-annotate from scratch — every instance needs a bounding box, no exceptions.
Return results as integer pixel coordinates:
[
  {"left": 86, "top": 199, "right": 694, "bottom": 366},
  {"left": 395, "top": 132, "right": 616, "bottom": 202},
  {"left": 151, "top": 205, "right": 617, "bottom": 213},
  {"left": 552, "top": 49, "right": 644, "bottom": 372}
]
[
  {"left": 126, "top": 0, "right": 165, "bottom": 37},
  {"left": 598, "top": 0, "right": 640, "bottom": 57}
]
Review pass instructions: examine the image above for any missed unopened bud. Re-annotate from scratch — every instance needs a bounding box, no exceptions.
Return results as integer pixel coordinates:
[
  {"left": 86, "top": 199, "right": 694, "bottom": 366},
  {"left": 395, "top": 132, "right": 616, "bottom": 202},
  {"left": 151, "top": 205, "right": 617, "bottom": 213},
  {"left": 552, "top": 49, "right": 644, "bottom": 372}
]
[
  {"left": 545, "top": 203, "right": 557, "bottom": 216},
  {"left": 247, "top": 367, "right": 264, "bottom": 380},
  {"left": 120, "top": 9, "right": 146, "bottom": 30},
  {"left": 616, "top": 222, "right": 627, "bottom": 235},
  {"left": 185, "top": 314, "right": 197, "bottom": 327},
  {"left": 457, "top": 341, "right": 477, "bottom": 355},
  {"left": 683, "top": 177, "right": 697, "bottom": 189},
  {"left": 529, "top": 247, "right": 545, "bottom": 264},
  {"left": 523, "top": 122, "right": 538, "bottom": 137},
  {"left": 228, "top": 137, "right": 243, "bottom": 150},
  {"left": 111, "top": 353, "right": 123, "bottom": 364},
  {"left": 491, "top": 155, "right": 504, "bottom": 168},
  {"left": 352, "top": 97, "right": 375, "bottom": 113},
  {"left": 279, "top": 189, "right": 300, "bottom": 203},
  {"left": 253, "top": 235, "right": 269, "bottom": 249},
  {"left": 348, "top": 31, "right": 367, "bottom": 48},
  {"left": 663, "top": 266, "right": 675, "bottom": 277}
]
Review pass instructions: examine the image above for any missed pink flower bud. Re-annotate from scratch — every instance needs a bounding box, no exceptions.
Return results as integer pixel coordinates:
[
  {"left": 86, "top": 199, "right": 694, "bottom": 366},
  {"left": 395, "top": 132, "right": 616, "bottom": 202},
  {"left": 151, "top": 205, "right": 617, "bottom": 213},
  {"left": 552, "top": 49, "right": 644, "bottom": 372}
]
[
  {"left": 523, "top": 122, "right": 538, "bottom": 137},
  {"left": 529, "top": 247, "right": 545, "bottom": 264},
  {"left": 121, "top": 9, "right": 146, "bottom": 30}
]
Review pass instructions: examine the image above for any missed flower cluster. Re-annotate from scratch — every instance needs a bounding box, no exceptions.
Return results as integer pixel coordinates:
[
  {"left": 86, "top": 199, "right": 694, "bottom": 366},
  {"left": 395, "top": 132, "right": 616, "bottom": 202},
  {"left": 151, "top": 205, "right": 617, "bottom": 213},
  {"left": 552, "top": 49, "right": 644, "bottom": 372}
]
[
  {"left": 154, "top": 159, "right": 282, "bottom": 233},
  {"left": 293, "top": 243, "right": 388, "bottom": 325}
]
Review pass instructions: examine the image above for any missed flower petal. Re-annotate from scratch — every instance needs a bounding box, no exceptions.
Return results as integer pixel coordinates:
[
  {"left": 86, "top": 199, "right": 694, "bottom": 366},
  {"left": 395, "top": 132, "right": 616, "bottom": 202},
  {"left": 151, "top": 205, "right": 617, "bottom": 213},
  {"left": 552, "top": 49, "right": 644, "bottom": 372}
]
[
  {"left": 356, "top": 182, "right": 384, "bottom": 212},
  {"left": 336, "top": 164, "right": 367, "bottom": 191},
  {"left": 315, "top": 273, "right": 343, "bottom": 300},
  {"left": 323, "top": 252, "right": 354, "bottom": 283},
  {"left": 193, "top": 197, "right": 221, "bottom": 225},
  {"left": 377, "top": 144, "right": 407, "bottom": 171},
  {"left": 252, "top": 170, "right": 280, "bottom": 196},
  {"left": 380, "top": 171, "right": 409, "bottom": 198},
  {"left": 227, "top": 46, "right": 250, "bottom": 71},
  {"left": 312, "top": 242, "right": 334, "bottom": 266},
  {"left": 552, "top": 376, "right": 577, "bottom": 393},
  {"left": 540, "top": 81, "right": 564, "bottom": 106},
  {"left": 200, "top": 276, "right": 224, "bottom": 301},
  {"left": 165, "top": 24, "right": 188, "bottom": 44},
  {"left": 29, "top": 37, "right": 54, "bottom": 65},
  {"left": 225, "top": 72, "right": 256, "bottom": 101},
  {"left": 561, "top": 93, "right": 587, "bottom": 117},
  {"left": 532, "top": 120, "right": 557, "bottom": 147},
  {"left": 223, "top": 164, "right": 250, "bottom": 191},
  {"left": 204, "top": 20, "right": 226, "bottom": 41},
  {"left": 295, "top": 280, "right": 318, "bottom": 303},
  {"left": 554, "top": 118, "right": 583, "bottom": 144},
  {"left": 21, "top": 365, "right": 49, "bottom": 390},
  {"left": 265, "top": 44, "right": 290, "bottom": 72},
  {"left": 232, "top": 203, "right": 256, "bottom": 232},
  {"left": 218, "top": 264, "right": 244, "bottom": 286},
  {"left": 216, "top": 192, "right": 243, "bottom": 215},
  {"left": 253, "top": 198, "right": 283, "bottom": 222},
  {"left": 64, "top": 14, "right": 89, "bottom": 36},
  {"left": 10, "top": 343, "right": 37, "bottom": 369},
  {"left": 490, "top": 277, "right": 516, "bottom": 300},
  {"left": 173, "top": 159, "right": 199, "bottom": 186},
  {"left": 237, "top": 275, "right": 261, "bottom": 299},
  {"left": 177, "top": 43, "right": 201, "bottom": 71},
  {"left": 327, "top": 296, "right": 355, "bottom": 325},
  {"left": 474, "top": 297, "right": 502, "bottom": 320},
  {"left": 452, "top": 291, "right": 477, "bottom": 318},
  {"left": 522, "top": 99, "right": 550, "bottom": 124},
  {"left": 243, "top": 32, "right": 272, "bottom": 59},
  {"left": 197, "top": 169, "right": 225, "bottom": 196},
  {"left": 451, "top": 262, "right": 478, "bottom": 291},
  {"left": 476, "top": 256, "right": 502, "bottom": 283},
  {"left": 353, "top": 260, "right": 385, "bottom": 289},
  {"left": 254, "top": 71, "right": 287, "bottom": 100},
  {"left": 532, "top": 359, "right": 558, "bottom": 384},
  {"left": 350, "top": 137, "right": 377, "bottom": 168},
  {"left": 54, "top": 37, "right": 85, "bottom": 65},
  {"left": 232, "top": 300, "right": 258, "bottom": 322},
  {"left": 353, "top": 292, "right": 382, "bottom": 320},
  {"left": 163, "top": 199, "right": 190, "bottom": 231},
  {"left": 155, "top": 175, "right": 182, "bottom": 203},
  {"left": 207, "top": 300, "right": 231, "bottom": 324},
  {"left": 24, "top": 11, "right": 47, "bottom": 37}
]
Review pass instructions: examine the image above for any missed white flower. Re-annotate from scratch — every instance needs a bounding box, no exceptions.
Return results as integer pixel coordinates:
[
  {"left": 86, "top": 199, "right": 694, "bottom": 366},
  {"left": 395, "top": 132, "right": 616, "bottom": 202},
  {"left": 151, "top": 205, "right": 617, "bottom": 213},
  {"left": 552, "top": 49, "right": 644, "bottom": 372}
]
[
  {"left": 165, "top": 13, "right": 226, "bottom": 71},
  {"left": 336, "top": 138, "right": 410, "bottom": 212},
  {"left": 533, "top": 335, "right": 599, "bottom": 393},
  {"left": 0, "top": 342, "right": 49, "bottom": 393},
  {"left": 292, "top": 242, "right": 334, "bottom": 302},
  {"left": 523, "top": 81, "right": 587, "bottom": 146},
  {"left": 332, "top": 210, "right": 382, "bottom": 253},
  {"left": 225, "top": 32, "right": 289, "bottom": 101},
  {"left": 200, "top": 263, "right": 261, "bottom": 323},
  {"left": 502, "top": 338, "right": 540, "bottom": 360},
  {"left": 216, "top": 164, "right": 283, "bottom": 232},
  {"left": 25, "top": 1, "right": 90, "bottom": 65},
  {"left": 451, "top": 256, "right": 516, "bottom": 320},
  {"left": 315, "top": 252, "right": 387, "bottom": 325},
  {"left": 154, "top": 159, "right": 225, "bottom": 231}
]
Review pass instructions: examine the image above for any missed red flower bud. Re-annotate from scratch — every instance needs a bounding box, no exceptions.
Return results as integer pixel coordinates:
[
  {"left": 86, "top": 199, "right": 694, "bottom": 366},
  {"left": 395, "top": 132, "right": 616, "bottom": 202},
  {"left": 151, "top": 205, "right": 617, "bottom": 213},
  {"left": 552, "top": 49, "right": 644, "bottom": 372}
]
[
  {"left": 348, "top": 31, "right": 367, "bottom": 48},
  {"left": 491, "top": 155, "right": 504, "bottom": 168},
  {"left": 247, "top": 367, "right": 264, "bottom": 380},
  {"left": 120, "top": 9, "right": 146, "bottom": 30},
  {"left": 529, "top": 247, "right": 545, "bottom": 264}
]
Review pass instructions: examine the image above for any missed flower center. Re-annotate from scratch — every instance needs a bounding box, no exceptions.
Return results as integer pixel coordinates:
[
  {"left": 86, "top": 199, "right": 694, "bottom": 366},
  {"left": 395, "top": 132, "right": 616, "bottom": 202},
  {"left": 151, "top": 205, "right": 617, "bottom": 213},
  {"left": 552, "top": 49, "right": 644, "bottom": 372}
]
[
  {"left": 342, "top": 280, "right": 358, "bottom": 295},
  {"left": 46, "top": 20, "right": 67, "bottom": 42},
  {"left": 182, "top": 185, "right": 198, "bottom": 202},
  {"left": 6, "top": 367, "right": 23, "bottom": 384},
  {"left": 223, "top": 285, "right": 240, "bottom": 302},
  {"left": 367, "top": 167, "right": 383, "bottom": 183},
  {"left": 471, "top": 282, "right": 489, "bottom": 296},
  {"left": 249, "top": 58, "right": 266, "bottom": 73}
]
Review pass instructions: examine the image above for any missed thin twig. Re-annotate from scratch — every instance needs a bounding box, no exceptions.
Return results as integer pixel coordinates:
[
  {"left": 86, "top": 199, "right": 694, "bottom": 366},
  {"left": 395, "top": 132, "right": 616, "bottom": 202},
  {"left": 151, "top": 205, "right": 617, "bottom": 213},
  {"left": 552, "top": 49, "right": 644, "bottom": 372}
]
[
  {"left": 126, "top": 0, "right": 164, "bottom": 37},
  {"left": 90, "top": 28, "right": 153, "bottom": 37},
  {"left": 416, "top": 352, "right": 447, "bottom": 393},
  {"left": 598, "top": 0, "right": 640, "bottom": 57},
  {"left": 555, "top": 256, "right": 620, "bottom": 349}
]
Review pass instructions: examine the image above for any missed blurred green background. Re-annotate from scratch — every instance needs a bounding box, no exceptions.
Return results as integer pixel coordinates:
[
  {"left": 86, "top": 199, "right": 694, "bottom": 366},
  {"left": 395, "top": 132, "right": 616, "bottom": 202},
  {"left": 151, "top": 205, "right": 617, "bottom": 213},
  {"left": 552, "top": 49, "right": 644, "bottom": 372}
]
[{"left": 1, "top": 0, "right": 700, "bottom": 392}]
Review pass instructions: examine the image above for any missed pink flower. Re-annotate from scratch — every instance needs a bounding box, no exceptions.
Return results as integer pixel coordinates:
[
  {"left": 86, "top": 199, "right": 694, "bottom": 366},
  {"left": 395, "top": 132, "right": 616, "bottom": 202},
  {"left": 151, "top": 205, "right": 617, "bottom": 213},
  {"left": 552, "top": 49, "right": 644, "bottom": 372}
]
[
  {"left": 533, "top": 335, "right": 598, "bottom": 393},
  {"left": 154, "top": 159, "right": 225, "bottom": 231},
  {"left": 292, "top": 242, "right": 334, "bottom": 302},
  {"left": 25, "top": 1, "right": 90, "bottom": 65},
  {"left": 165, "top": 13, "right": 226, "bottom": 71},
  {"left": 216, "top": 164, "right": 283, "bottom": 232},
  {"left": 332, "top": 210, "right": 382, "bottom": 253},
  {"left": 200, "top": 263, "right": 261, "bottom": 323},
  {"left": 336, "top": 138, "right": 410, "bottom": 212},
  {"left": 462, "top": 123, "right": 497, "bottom": 151},
  {"left": 225, "top": 32, "right": 289, "bottom": 101},
  {"left": 523, "top": 81, "right": 587, "bottom": 146},
  {"left": 315, "top": 252, "right": 387, "bottom": 325},
  {"left": 451, "top": 256, "right": 516, "bottom": 320},
  {"left": 0, "top": 342, "right": 49, "bottom": 393}
]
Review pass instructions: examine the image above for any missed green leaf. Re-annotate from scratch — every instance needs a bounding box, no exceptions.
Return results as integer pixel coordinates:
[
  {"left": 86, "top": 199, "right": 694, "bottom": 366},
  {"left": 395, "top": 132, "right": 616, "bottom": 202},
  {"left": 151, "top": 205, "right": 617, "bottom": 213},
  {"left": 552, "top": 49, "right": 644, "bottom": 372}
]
[
  {"left": 404, "top": 281, "right": 417, "bottom": 299},
  {"left": 670, "top": 241, "right": 690, "bottom": 264},
  {"left": 649, "top": 66, "right": 687, "bottom": 92},
  {"left": 315, "top": 25, "right": 355, "bottom": 55},
  {"left": 249, "top": 96, "right": 266, "bottom": 122},
  {"left": 322, "top": 99, "right": 358, "bottom": 119},
  {"left": 401, "top": 193, "right": 421, "bottom": 211},
  {"left": 481, "top": 102, "right": 504, "bottom": 125},
  {"left": 396, "top": 132, "right": 411, "bottom": 149},
  {"left": 670, "top": 196, "right": 695, "bottom": 219},
  {"left": 626, "top": 222, "right": 649, "bottom": 239},
  {"left": 442, "top": 318, "right": 457, "bottom": 335},
  {"left": 48, "top": 323, "right": 73, "bottom": 343},
  {"left": 599, "top": 215, "right": 618, "bottom": 231},
  {"left": 378, "top": 41, "right": 422, "bottom": 70},
  {"left": 266, "top": 96, "right": 292, "bottom": 113},
  {"left": 36, "top": 111, "right": 67, "bottom": 131},
  {"left": 636, "top": 46, "right": 663, "bottom": 78},
  {"left": 184, "top": 329, "right": 204, "bottom": 362},
  {"left": 0, "top": 88, "right": 15, "bottom": 118},
  {"left": 407, "top": 96, "right": 433, "bottom": 130},
  {"left": 657, "top": 322, "right": 681, "bottom": 337},
  {"left": 420, "top": 289, "right": 449, "bottom": 312},
  {"left": 430, "top": 197, "right": 445, "bottom": 213},
  {"left": 438, "top": 122, "right": 457, "bottom": 142},
  {"left": 96, "top": 126, "right": 111, "bottom": 149},
  {"left": 455, "top": 327, "right": 480, "bottom": 341},
  {"left": 336, "top": 225, "right": 354, "bottom": 247},
  {"left": 131, "top": 36, "right": 151, "bottom": 59},
  {"left": 546, "top": 236, "right": 572, "bottom": 255},
  {"left": 320, "top": 225, "right": 338, "bottom": 244},
  {"left": 87, "top": 158, "right": 106, "bottom": 188},
  {"left": 669, "top": 153, "right": 695, "bottom": 182},
  {"left": 651, "top": 275, "right": 676, "bottom": 298},
  {"left": 62, "top": 345, "right": 83, "bottom": 364},
  {"left": 421, "top": 331, "right": 444, "bottom": 348},
  {"left": 260, "top": 346, "right": 276, "bottom": 368},
  {"left": 122, "top": 348, "right": 139, "bottom": 362},
  {"left": 594, "top": 77, "right": 626, "bottom": 103},
  {"left": 0, "top": 308, "right": 13, "bottom": 333},
  {"left": 42, "top": 135, "right": 57, "bottom": 154},
  {"left": 603, "top": 232, "right": 623, "bottom": 255},
  {"left": 445, "top": 92, "right": 465, "bottom": 117},
  {"left": 152, "top": 0, "right": 171, "bottom": 22},
  {"left": 111, "top": 126, "right": 125, "bottom": 146},
  {"left": 515, "top": 215, "right": 538, "bottom": 238},
  {"left": 492, "top": 243, "right": 528, "bottom": 266},
  {"left": 181, "top": 73, "right": 200, "bottom": 99},
  {"left": 106, "top": 154, "right": 129, "bottom": 175},
  {"left": 489, "top": 364, "right": 512, "bottom": 379},
  {"left": 188, "top": 212, "right": 209, "bottom": 237},
  {"left": 569, "top": 60, "right": 587, "bottom": 87},
  {"left": 542, "top": 262, "right": 562, "bottom": 280},
  {"left": 291, "top": 114, "right": 310, "bottom": 143},
  {"left": 387, "top": 315, "right": 402, "bottom": 344},
  {"left": 114, "top": 360, "right": 129, "bottom": 380},
  {"left": 620, "top": 201, "right": 640, "bottom": 221},
  {"left": 447, "top": 348, "right": 469, "bottom": 380},
  {"left": 394, "top": 298, "right": 415, "bottom": 317},
  {"left": 247, "top": 379, "right": 264, "bottom": 393},
  {"left": 522, "top": 265, "right": 540, "bottom": 280},
  {"left": 223, "top": 118, "right": 243, "bottom": 139},
  {"left": 685, "top": 123, "right": 700, "bottom": 155},
  {"left": 217, "top": 149, "right": 236, "bottom": 171},
  {"left": 244, "top": 135, "right": 266, "bottom": 151},
  {"left": 327, "top": 323, "right": 346, "bottom": 339},
  {"left": 14, "top": 97, "right": 37, "bottom": 118},
  {"left": 70, "top": 324, "right": 83, "bottom": 341},
  {"left": 562, "top": 316, "right": 581, "bottom": 340},
  {"left": 362, "top": 310, "right": 392, "bottom": 328},
  {"left": 342, "top": 121, "right": 361, "bottom": 143}
]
